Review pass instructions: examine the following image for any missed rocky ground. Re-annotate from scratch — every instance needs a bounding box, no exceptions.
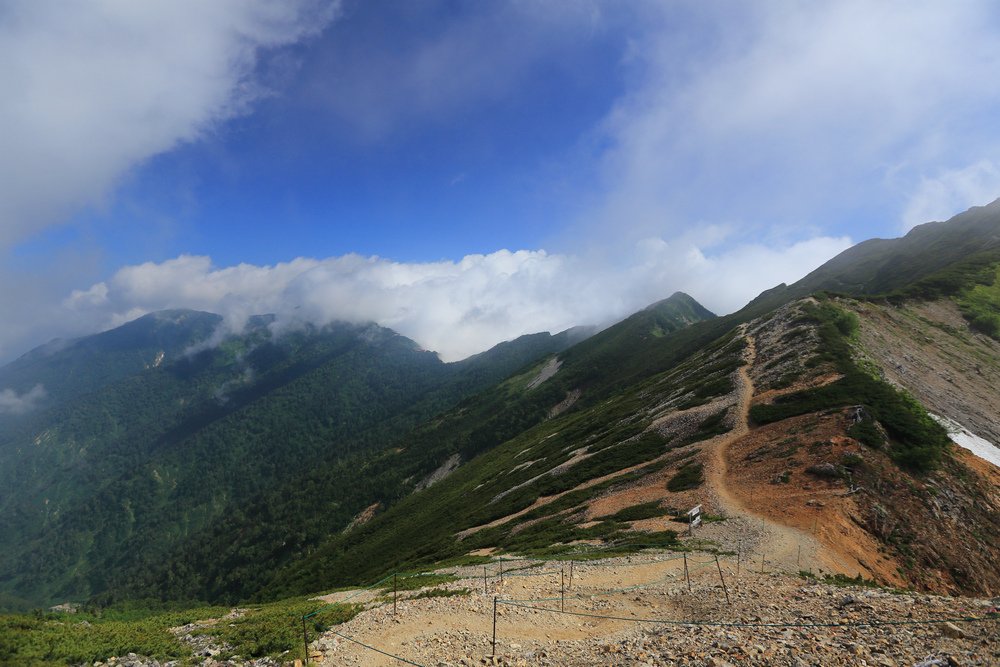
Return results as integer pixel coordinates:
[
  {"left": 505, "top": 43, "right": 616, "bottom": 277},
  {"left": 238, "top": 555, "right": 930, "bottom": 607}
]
[{"left": 312, "top": 553, "right": 999, "bottom": 667}]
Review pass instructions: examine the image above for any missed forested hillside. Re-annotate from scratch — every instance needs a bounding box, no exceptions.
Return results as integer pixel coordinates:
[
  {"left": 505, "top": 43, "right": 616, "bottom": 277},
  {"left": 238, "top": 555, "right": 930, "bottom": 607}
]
[{"left": 0, "top": 315, "right": 590, "bottom": 610}]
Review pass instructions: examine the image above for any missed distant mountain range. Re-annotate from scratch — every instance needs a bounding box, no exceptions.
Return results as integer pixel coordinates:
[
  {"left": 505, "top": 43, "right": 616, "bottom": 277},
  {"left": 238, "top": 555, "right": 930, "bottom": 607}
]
[{"left": 1, "top": 201, "right": 999, "bottom": 611}]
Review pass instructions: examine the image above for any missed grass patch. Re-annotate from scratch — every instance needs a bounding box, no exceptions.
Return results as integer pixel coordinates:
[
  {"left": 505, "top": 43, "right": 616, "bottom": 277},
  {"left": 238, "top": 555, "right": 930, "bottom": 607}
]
[
  {"left": 798, "top": 570, "right": 890, "bottom": 591},
  {"left": 0, "top": 596, "right": 359, "bottom": 665},
  {"left": 0, "top": 606, "right": 222, "bottom": 666},
  {"left": 410, "top": 587, "right": 470, "bottom": 600},
  {"left": 427, "top": 554, "right": 493, "bottom": 569},
  {"left": 678, "top": 409, "right": 730, "bottom": 446},
  {"left": 597, "top": 501, "right": 667, "bottom": 522},
  {"left": 666, "top": 462, "right": 704, "bottom": 492},
  {"left": 379, "top": 573, "right": 456, "bottom": 593},
  {"left": 957, "top": 265, "right": 1000, "bottom": 339},
  {"left": 208, "top": 598, "right": 357, "bottom": 661}
]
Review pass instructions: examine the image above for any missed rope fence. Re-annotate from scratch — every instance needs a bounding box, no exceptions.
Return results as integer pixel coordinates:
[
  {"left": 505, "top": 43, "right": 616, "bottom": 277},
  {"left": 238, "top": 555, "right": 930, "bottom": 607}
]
[
  {"left": 327, "top": 629, "right": 428, "bottom": 666},
  {"left": 300, "top": 546, "right": 999, "bottom": 665}
]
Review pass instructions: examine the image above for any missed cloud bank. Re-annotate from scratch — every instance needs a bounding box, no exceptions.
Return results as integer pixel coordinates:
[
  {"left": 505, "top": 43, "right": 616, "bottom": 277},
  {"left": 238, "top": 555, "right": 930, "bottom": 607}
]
[
  {"left": 0, "top": 0, "right": 339, "bottom": 250},
  {"left": 61, "top": 236, "right": 850, "bottom": 362}
]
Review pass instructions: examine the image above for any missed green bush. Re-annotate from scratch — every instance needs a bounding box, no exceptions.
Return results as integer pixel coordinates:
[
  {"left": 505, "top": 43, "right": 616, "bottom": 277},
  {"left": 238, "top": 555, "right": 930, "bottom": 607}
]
[
  {"left": 667, "top": 462, "right": 704, "bottom": 492},
  {"left": 848, "top": 416, "right": 885, "bottom": 448},
  {"left": 598, "top": 501, "right": 668, "bottom": 522}
]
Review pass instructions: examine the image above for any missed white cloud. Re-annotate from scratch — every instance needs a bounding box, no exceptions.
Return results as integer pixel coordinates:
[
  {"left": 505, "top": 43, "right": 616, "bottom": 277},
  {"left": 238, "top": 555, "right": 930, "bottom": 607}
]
[
  {"left": 0, "top": 0, "right": 339, "bottom": 250},
  {"left": 57, "top": 235, "right": 850, "bottom": 362},
  {"left": 902, "top": 161, "right": 1000, "bottom": 231},
  {"left": 0, "top": 384, "right": 46, "bottom": 415},
  {"left": 587, "top": 1, "right": 1000, "bottom": 236}
]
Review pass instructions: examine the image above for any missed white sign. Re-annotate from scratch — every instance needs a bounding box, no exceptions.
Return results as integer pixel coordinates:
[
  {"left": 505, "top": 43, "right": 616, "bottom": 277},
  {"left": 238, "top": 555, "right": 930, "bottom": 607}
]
[{"left": 686, "top": 504, "right": 702, "bottom": 535}]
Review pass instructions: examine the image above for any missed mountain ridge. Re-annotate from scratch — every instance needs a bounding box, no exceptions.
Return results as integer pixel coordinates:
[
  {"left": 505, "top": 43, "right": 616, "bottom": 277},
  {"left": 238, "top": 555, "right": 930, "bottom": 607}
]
[{"left": 0, "top": 204, "right": 998, "bottom": 615}]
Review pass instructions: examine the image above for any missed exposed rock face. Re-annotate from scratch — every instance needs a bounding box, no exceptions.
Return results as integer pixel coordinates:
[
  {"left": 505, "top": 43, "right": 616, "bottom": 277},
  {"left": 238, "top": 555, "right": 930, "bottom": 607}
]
[{"left": 416, "top": 454, "right": 462, "bottom": 491}]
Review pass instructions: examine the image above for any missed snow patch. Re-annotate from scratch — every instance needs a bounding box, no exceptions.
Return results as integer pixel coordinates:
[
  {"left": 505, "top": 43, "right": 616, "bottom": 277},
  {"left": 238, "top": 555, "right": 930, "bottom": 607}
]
[{"left": 930, "top": 414, "right": 1000, "bottom": 468}]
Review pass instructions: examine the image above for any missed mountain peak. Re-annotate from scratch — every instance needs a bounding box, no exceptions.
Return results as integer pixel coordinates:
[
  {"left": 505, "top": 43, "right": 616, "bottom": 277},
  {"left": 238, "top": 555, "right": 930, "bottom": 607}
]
[{"left": 643, "top": 291, "right": 716, "bottom": 321}]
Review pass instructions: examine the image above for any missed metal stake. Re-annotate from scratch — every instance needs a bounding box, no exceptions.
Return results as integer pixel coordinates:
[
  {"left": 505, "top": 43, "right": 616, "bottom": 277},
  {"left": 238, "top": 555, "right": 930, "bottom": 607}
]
[
  {"left": 561, "top": 567, "right": 565, "bottom": 612},
  {"left": 569, "top": 560, "right": 574, "bottom": 589},
  {"left": 715, "top": 555, "right": 730, "bottom": 605},
  {"left": 302, "top": 617, "right": 310, "bottom": 666},
  {"left": 492, "top": 597, "right": 498, "bottom": 657},
  {"left": 683, "top": 552, "right": 690, "bottom": 591},
  {"left": 736, "top": 539, "right": 742, "bottom": 578},
  {"left": 393, "top": 573, "right": 397, "bottom": 616},
  {"left": 484, "top": 565, "right": 488, "bottom": 594}
]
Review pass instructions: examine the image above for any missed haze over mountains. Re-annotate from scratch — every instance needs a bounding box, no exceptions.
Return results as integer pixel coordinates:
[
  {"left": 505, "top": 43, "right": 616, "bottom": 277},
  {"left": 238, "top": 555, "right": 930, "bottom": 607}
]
[{"left": 1, "top": 203, "right": 998, "bottom": 615}]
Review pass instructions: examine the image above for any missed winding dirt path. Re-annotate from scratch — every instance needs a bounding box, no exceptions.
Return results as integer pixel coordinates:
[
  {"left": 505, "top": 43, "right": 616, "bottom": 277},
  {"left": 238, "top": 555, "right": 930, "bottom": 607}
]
[{"left": 704, "top": 326, "right": 827, "bottom": 572}]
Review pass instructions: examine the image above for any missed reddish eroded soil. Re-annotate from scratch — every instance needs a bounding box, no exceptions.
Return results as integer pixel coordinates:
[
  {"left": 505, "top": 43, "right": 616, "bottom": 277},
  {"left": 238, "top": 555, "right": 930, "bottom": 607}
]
[{"left": 721, "top": 409, "right": 906, "bottom": 587}]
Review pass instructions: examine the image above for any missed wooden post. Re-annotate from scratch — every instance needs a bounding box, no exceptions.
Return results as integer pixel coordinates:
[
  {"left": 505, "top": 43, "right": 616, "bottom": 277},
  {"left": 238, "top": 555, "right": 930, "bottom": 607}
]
[
  {"left": 683, "top": 553, "right": 690, "bottom": 591},
  {"left": 393, "top": 573, "right": 397, "bottom": 616},
  {"left": 484, "top": 565, "right": 488, "bottom": 594},
  {"left": 492, "top": 597, "right": 498, "bottom": 657},
  {"left": 715, "top": 555, "right": 730, "bottom": 605},
  {"left": 302, "top": 617, "right": 310, "bottom": 666}
]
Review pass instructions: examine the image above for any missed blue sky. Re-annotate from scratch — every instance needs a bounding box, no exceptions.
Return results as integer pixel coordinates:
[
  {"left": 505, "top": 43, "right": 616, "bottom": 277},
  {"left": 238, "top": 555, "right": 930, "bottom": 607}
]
[{"left": 2, "top": 1, "right": 1000, "bottom": 366}]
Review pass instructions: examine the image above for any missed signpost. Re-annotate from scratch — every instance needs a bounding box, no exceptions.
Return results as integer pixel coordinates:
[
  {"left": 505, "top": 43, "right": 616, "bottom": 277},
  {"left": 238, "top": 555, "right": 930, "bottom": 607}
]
[{"left": 687, "top": 504, "right": 703, "bottom": 536}]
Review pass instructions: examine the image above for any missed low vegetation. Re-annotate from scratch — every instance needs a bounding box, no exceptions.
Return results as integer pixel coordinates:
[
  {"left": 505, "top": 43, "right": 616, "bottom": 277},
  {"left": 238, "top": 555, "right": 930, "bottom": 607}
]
[
  {"left": 667, "top": 462, "right": 705, "bottom": 491},
  {"left": 0, "top": 596, "right": 357, "bottom": 665},
  {"left": 749, "top": 300, "right": 950, "bottom": 472},
  {"left": 598, "top": 502, "right": 669, "bottom": 523}
]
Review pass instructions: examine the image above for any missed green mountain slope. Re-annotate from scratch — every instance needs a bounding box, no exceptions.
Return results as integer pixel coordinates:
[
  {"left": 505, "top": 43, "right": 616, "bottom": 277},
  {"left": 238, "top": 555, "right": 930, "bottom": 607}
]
[
  {"left": 762, "top": 198, "right": 1000, "bottom": 305},
  {"left": 0, "top": 310, "right": 221, "bottom": 415},
  {"left": 0, "top": 315, "right": 586, "bottom": 609},
  {"left": 94, "top": 294, "right": 715, "bottom": 605},
  {"left": 262, "top": 207, "right": 1000, "bottom": 600}
]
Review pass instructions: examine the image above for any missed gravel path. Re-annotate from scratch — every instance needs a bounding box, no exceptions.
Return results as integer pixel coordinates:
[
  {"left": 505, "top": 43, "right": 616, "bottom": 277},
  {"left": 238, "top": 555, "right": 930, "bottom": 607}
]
[{"left": 311, "top": 552, "right": 999, "bottom": 666}]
